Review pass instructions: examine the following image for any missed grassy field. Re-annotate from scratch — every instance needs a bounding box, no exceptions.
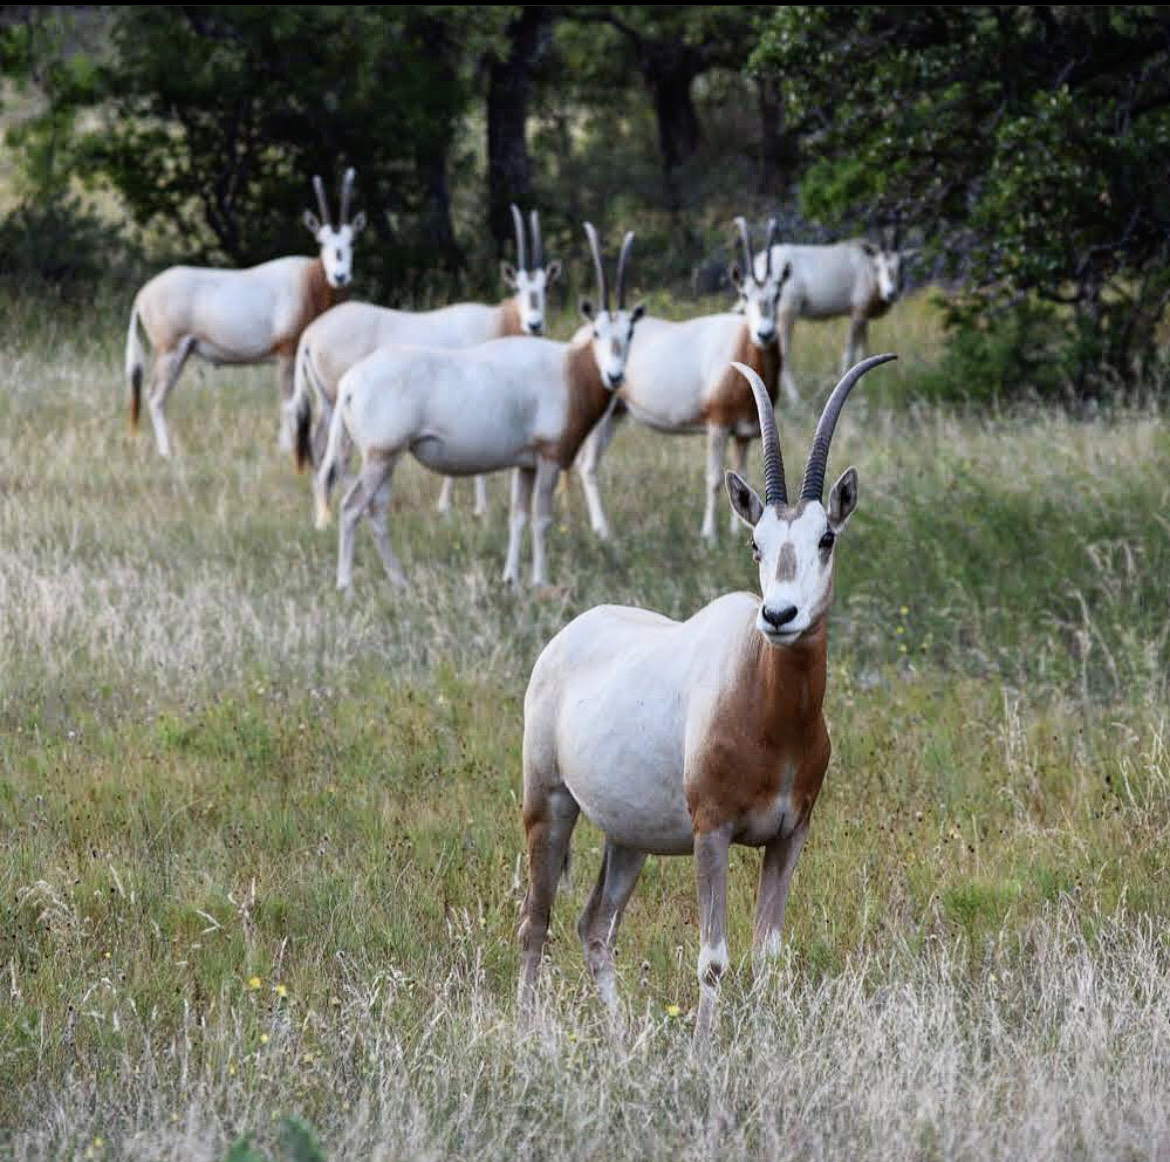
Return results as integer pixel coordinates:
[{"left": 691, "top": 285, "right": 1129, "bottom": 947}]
[{"left": 1, "top": 288, "right": 1168, "bottom": 1160}]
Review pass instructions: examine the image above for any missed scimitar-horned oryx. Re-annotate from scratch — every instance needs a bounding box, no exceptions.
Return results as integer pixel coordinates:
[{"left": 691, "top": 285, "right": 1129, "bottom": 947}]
[
  {"left": 754, "top": 236, "right": 905, "bottom": 402},
  {"left": 575, "top": 216, "right": 790, "bottom": 544},
  {"left": 518, "top": 352, "right": 896, "bottom": 1040},
  {"left": 289, "top": 205, "right": 561, "bottom": 518},
  {"left": 315, "top": 222, "right": 642, "bottom": 591},
  {"left": 125, "top": 168, "right": 365, "bottom": 457}
]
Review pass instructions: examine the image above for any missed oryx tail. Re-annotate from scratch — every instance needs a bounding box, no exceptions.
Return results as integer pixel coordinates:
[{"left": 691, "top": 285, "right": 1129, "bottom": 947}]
[
  {"left": 314, "top": 395, "right": 348, "bottom": 530},
  {"left": 125, "top": 296, "right": 145, "bottom": 432},
  {"left": 291, "top": 342, "right": 324, "bottom": 474}
]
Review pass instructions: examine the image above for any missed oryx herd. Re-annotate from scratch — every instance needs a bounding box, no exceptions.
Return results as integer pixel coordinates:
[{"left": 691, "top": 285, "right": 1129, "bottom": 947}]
[{"left": 122, "top": 167, "right": 907, "bottom": 1038}]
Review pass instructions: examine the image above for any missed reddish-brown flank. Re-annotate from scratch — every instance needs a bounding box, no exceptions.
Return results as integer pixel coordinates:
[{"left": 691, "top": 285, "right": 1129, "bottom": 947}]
[{"left": 701, "top": 329, "right": 782, "bottom": 428}]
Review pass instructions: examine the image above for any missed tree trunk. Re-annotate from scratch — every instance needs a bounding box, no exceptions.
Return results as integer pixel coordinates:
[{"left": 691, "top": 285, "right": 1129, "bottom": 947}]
[
  {"left": 649, "top": 66, "right": 702, "bottom": 173},
  {"left": 756, "top": 75, "right": 794, "bottom": 195},
  {"left": 487, "top": 6, "right": 553, "bottom": 255}
]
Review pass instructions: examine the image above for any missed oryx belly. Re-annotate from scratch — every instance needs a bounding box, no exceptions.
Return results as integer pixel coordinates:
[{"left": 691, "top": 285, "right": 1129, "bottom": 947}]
[{"left": 619, "top": 315, "right": 744, "bottom": 431}]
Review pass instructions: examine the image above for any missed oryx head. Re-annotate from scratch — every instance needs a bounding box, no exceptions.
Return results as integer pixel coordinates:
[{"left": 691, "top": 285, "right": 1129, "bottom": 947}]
[
  {"left": 579, "top": 222, "right": 644, "bottom": 391},
  {"left": 500, "top": 205, "right": 562, "bottom": 336},
  {"left": 861, "top": 241, "right": 903, "bottom": 306},
  {"left": 730, "top": 217, "right": 789, "bottom": 347},
  {"left": 726, "top": 353, "right": 896, "bottom": 645},
  {"left": 304, "top": 168, "right": 367, "bottom": 290}
]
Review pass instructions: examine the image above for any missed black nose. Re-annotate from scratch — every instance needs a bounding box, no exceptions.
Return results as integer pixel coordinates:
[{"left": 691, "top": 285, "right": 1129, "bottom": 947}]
[
  {"left": 528, "top": 323, "right": 543, "bottom": 336},
  {"left": 608, "top": 371, "right": 624, "bottom": 387},
  {"left": 761, "top": 604, "right": 798, "bottom": 629}
]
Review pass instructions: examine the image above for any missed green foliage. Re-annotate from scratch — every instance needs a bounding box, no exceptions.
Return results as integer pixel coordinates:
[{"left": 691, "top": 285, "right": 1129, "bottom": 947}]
[
  {"left": 754, "top": 6, "right": 1170, "bottom": 394},
  {"left": 223, "top": 1118, "right": 326, "bottom": 1162}
]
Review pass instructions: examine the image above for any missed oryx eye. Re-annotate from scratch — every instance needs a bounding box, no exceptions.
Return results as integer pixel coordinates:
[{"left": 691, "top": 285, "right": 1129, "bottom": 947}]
[
  {"left": 819, "top": 529, "right": 836, "bottom": 551},
  {"left": 750, "top": 538, "right": 761, "bottom": 562}
]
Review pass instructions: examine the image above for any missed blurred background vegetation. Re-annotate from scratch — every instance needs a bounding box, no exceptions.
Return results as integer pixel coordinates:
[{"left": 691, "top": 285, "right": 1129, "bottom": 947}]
[{"left": 1, "top": 4, "right": 1168, "bottom": 401}]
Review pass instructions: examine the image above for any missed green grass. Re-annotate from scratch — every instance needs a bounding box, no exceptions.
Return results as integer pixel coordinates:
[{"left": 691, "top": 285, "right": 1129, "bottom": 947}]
[{"left": 1, "top": 288, "right": 1168, "bottom": 1159}]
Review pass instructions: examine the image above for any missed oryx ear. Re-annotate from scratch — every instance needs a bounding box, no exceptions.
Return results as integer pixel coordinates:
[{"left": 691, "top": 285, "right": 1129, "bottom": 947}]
[
  {"left": 500, "top": 261, "right": 519, "bottom": 289},
  {"left": 778, "top": 260, "right": 793, "bottom": 288},
  {"left": 725, "top": 470, "right": 764, "bottom": 529},
  {"left": 544, "top": 259, "right": 562, "bottom": 285},
  {"left": 579, "top": 297, "right": 596, "bottom": 322},
  {"left": 350, "top": 210, "right": 367, "bottom": 236},
  {"left": 303, "top": 211, "right": 322, "bottom": 235},
  {"left": 729, "top": 263, "right": 746, "bottom": 290},
  {"left": 629, "top": 302, "right": 645, "bottom": 324},
  {"left": 828, "top": 467, "right": 859, "bottom": 527}
]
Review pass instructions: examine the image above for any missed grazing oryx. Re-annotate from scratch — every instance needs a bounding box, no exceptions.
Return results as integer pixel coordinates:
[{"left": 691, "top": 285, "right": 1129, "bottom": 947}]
[
  {"left": 125, "top": 169, "right": 366, "bottom": 457},
  {"left": 288, "top": 205, "right": 561, "bottom": 519},
  {"left": 575, "top": 217, "right": 790, "bottom": 543},
  {"left": 753, "top": 238, "right": 904, "bottom": 403},
  {"left": 315, "top": 223, "right": 642, "bottom": 591},
  {"left": 518, "top": 352, "right": 896, "bottom": 1040}
]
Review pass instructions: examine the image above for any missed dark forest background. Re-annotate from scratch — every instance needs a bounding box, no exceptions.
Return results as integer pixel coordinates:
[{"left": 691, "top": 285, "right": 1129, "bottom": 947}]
[{"left": 2, "top": 5, "right": 1169, "bottom": 398}]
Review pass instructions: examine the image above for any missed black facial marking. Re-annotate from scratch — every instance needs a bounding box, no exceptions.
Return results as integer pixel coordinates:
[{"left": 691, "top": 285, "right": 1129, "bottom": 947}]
[{"left": 819, "top": 527, "right": 836, "bottom": 552}]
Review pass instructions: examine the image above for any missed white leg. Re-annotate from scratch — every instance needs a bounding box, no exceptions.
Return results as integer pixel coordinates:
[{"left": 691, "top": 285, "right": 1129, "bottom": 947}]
[
  {"left": 276, "top": 354, "right": 296, "bottom": 452},
  {"left": 575, "top": 405, "right": 621, "bottom": 541},
  {"left": 437, "top": 477, "right": 455, "bottom": 515},
  {"left": 843, "top": 318, "right": 868, "bottom": 372},
  {"left": 474, "top": 474, "right": 489, "bottom": 517},
  {"left": 502, "top": 467, "right": 534, "bottom": 586},
  {"left": 364, "top": 459, "right": 407, "bottom": 587},
  {"left": 577, "top": 840, "right": 647, "bottom": 1031},
  {"left": 728, "top": 434, "right": 751, "bottom": 535},
  {"left": 701, "top": 425, "right": 729, "bottom": 544},
  {"left": 693, "top": 826, "right": 732, "bottom": 1044},
  {"left": 336, "top": 455, "right": 396, "bottom": 592},
  {"left": 530, "top": 459, "right": 560, "bottom": 588},
  {"left": 752, "top": 822, "right": 809, "bottom": 973},
  {"left": 778, "top": 313, "right": 800, "bottom": 404},
  {"left": 147, "top": 338, "right": 194, "bottom": 458}
]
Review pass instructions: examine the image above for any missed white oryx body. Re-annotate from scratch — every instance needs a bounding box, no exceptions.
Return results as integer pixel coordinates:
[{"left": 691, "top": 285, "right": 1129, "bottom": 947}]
[
  {"left": 517, "top": 354, "right": 896, "bottom": 1042},
  {"left": 290, "top": 206, "right": 561, "bottom": 519},
  {"left": 576, "top": 217, "right": 787, "bottom": 543},
  {"left": 125, "top": 169, "right": 365, "bottom": 457},
  {"left": 754, "top": 239, "right": 903, "bottom": 401},
  {"left": 315, "top": 224, "right": 642, "bottom": 591}
]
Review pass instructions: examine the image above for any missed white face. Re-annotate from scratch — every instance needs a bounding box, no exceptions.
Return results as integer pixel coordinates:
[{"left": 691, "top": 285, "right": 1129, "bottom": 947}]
[
  {"left": 583, "top": 304, "right": 644, "bottom": 390},
  {"left": 732, "top": 261, "right": 789, "bottom": 346},
  {"left": 503, "top": 261, "right": 561, "bottom": 336},
  {"left": 728, "top": 469, "right": 858, "bottom": 646},
  {"left": 305, "top": 210, "right": 366, "bottom": 289},
  {"left": 873, "top": 251, "right": 902, "bottom": 304}
]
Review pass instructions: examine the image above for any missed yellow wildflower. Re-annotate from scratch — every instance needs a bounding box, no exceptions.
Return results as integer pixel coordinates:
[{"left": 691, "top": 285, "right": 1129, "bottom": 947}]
[
  {"left": 665, "top": 1003, "right": 682, "bottom": 1018},
  {"left": 247, "top": 975, "right": 261, "bottom": 991}
]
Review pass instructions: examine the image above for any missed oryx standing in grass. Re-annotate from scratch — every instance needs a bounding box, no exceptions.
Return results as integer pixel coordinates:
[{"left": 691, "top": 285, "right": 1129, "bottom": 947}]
[
  {"left": 289, "top": 205, "right": 561, "bottom": 517},
  {"left": 315, "top": 222, "right": 642, "bottom": 591},
  {"left": 754, "top": 236, "right": 905, "bottom": 402},
  {"left": 518, "top": 353, "right": 896, "bottom": 1039},
  {"left": 125, "top": 169, "right": 366, "bottom": 457},
  {"left": 574, "top": 217, "right": 789, "bottom": 543}
]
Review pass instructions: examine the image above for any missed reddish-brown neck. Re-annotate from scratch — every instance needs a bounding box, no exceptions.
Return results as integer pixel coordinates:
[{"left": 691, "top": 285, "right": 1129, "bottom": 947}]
[
  {"left": 541, "top": 337, "right": 611, "bottom": 469},
  {"left": 498, "top": 296, "right": 525, "bottom": 337}
]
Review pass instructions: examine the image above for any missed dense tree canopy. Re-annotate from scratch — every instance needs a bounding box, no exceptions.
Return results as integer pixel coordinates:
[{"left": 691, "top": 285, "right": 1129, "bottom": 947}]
[{"left": 754, "top": 6, "right": 1170, "bottom": 390}]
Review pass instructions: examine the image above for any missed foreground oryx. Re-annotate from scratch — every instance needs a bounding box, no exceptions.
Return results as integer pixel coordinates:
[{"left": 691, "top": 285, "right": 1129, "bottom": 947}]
[
  {"left": 315, "top": 223, "right": 642, "bottom": 591},
  {"left": 754, "top": 238, "right": 904, "bottom": 402},
  {"left": 125, "top": 169, "right": 365, "bottom": 457},
  {"left": 518, "top": 353, "right": 896, "bottom": 1039},
  {"left": 289, "top": 205, "right": 561, "bottom": 518},
  {"left": 575, "top": 217, "right": 789, "bottom": 543}
]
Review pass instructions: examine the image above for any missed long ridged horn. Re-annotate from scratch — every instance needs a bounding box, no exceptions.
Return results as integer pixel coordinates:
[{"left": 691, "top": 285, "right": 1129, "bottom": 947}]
[
  {"left": 312, "top": 175, "right": 332, "bottom": 229},
  {"left": 731, "top": 361, "right": 787, "bottom": 507},
  {"left": 800, "top": 354, "right": 897, "bottom": 502},
  {"left": 615, "top": 230, "right": 635, "bottom": 310},
  {"left": 764, "top": 217, "right": 780, "bottom": 279},
  {"left": 583, "top": 221, "right": 609, "bottom": 311},
  {"left": 510, "top": 204, "right": 528, "bottom": 273},
  {"left": 529, "top": 210, "right": 542, "bottom": 269},
  {"left": 339, "top": 167, "right": 355, "bottom": 226},
  {"left": 734, "top": 216, "right": 759, "bottom": 286}
]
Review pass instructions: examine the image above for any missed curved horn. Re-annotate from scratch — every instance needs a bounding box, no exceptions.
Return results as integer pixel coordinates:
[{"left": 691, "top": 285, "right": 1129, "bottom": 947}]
[
  {"left": 615, "top": 230, "right": 635, "bottom": 310},
  {"left": 529, "top": 210, "right": 543, "bottom": 269},
  {"left": 735, "top": 216, "right": 759, "bottom": 286},
  {"left": 583, "top": 221, "right": 609, "bottom": 312},
  {"left": 800, "top": 353, "right": 897, "bottom": 502},
  {"left": 510, "top": 203, "right": 528, "bottom": 273},
  {"left": 764, "top": 217, "right": 780, "bottom": 279},
  {"left": 339, "top": 167, "right": 355, "bottom": 226},
  {"left": 312, "top": 175, "right": 332, "bottom": 229},
  {"left": 731, "top": 361, "right": 787, "bottom": 507}
]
